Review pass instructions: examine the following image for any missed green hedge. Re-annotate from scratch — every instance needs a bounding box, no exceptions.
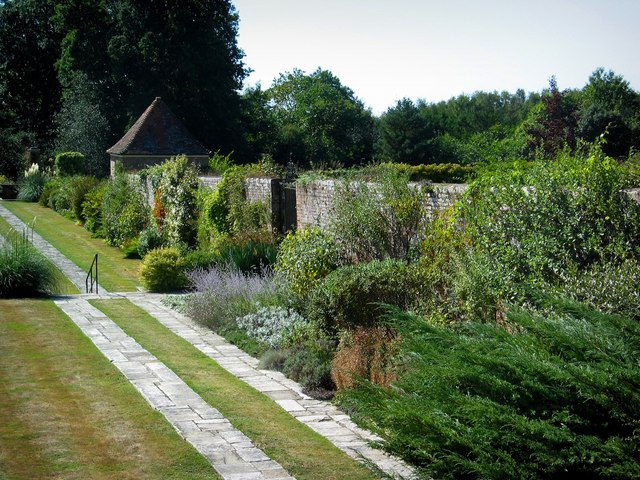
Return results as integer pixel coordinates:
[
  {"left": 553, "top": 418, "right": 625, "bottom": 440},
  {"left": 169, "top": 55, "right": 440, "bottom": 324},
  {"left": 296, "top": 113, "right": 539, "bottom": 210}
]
[{"left": 55, "top": 151, "right": 85, "bottom": 177}]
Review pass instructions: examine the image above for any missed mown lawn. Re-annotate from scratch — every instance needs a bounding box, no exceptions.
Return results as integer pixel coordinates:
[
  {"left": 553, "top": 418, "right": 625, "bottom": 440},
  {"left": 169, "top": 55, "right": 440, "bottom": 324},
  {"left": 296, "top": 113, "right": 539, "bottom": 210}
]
[
  {"left": 0, "top": 298, "right": 218, "bottom": 479},
  {"left": 91, "top": 298, "right": 379, "bottom": 480},
  {"left": 1, "top": 201, "right": 141, "bottom": 292}
]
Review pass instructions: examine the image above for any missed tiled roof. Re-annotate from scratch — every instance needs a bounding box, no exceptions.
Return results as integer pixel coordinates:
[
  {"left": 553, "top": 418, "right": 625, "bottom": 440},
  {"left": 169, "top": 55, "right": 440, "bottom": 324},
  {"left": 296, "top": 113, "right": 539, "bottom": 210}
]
[{"left": 107, "top": 97, "right": 210, "bottom": 156}]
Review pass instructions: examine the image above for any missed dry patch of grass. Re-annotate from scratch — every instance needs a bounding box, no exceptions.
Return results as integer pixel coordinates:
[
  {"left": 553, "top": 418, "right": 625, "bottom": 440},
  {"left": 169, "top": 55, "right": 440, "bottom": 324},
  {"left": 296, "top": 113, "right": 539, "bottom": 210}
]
[
  {"left": 91, "top": 298, "right": 379, "bottom": 480},
  {"left": 0, "top": 298, "right": 217, "bottom": 479},
  {"left": 1, "top": 201, "right": 141, "bottom": 292}
]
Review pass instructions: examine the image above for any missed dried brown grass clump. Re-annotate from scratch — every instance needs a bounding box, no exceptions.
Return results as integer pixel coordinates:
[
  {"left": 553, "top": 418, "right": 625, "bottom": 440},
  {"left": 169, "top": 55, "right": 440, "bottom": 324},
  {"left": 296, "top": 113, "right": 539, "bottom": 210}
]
[{"left": 331, "top": 326, "right": 398, "bottom": 390}]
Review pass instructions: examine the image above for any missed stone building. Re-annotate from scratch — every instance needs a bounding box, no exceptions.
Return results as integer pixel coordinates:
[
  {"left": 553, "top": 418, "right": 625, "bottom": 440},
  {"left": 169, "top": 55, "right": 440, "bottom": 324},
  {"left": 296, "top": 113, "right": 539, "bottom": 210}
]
[{"left": 106, "top": 97, "right": 210, "bottom": 175}]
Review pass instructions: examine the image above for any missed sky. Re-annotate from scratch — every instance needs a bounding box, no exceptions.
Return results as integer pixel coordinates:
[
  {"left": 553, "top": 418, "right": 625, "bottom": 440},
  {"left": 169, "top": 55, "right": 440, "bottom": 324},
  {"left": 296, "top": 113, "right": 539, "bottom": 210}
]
[{"left": 232, "top": 0, "right": 640, "bottom": 115}]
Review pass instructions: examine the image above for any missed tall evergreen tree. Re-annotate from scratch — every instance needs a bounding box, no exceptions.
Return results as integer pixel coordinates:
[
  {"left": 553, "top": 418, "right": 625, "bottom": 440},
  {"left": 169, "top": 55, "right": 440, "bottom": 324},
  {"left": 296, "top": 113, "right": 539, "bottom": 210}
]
[
  {"left": 53, "top": 0, "right": 247, "bottom": 156},
  {"left": 376, "top": 98, "right": 438, "bottom": 164},
  {"left": 0, "top": 0, "right": 61, "bottom": 177}
]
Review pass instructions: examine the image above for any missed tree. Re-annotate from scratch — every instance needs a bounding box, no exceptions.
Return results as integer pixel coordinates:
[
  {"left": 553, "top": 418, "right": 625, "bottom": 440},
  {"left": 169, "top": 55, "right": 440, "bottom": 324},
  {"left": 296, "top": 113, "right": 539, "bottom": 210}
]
[
  {"left": 53, "top": 0, "right": 247, "bottom": 154},
  {"left": 376, "top": 98, "right": 439, "bottom": 164},
  {"left": 0, "top": 0, "right": 61, "bottom": 177},
  {"left": 55, "top": 71, "right": 110, "bottom": 176},
  {"left": 237, "top": 84, "right": 277, "bottom": 163},
  {"left": 110, "top": 0, "right": 247, "bottom": 151},
  {"left": 577, "top": 68, "right": 640, "bottom": 158},
  {"left": 268, "top": 68, "right": 375, "bottom": 168},
  {"left": 523, "top": 77, "right": 579, "bottom": 158}
]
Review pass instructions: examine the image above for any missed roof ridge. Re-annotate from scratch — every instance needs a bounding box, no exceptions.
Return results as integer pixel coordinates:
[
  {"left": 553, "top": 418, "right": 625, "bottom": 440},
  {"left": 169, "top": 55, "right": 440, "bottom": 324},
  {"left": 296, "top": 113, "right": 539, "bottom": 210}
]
[
  {"left": 119, "top": 96, "right": 162, "bottom": 153},
  {"left": 106, "top": 97, "right": 210, "bottom": 156}
]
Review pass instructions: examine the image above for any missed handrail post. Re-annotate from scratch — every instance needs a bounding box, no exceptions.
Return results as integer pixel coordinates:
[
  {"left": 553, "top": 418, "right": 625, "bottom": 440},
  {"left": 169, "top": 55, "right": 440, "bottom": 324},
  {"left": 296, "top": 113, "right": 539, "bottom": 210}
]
[
  {"left": 95, "top": 254, "right": 99, "bottom": 294},
  {"left": 85, "top": 254, "right": 99, "bottom": 294}
]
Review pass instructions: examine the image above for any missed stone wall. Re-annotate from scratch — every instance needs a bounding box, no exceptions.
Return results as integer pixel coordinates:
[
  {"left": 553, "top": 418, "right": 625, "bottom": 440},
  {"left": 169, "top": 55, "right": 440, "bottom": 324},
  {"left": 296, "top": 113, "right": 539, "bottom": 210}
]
[
  {"left": 295, "top": 180, "right": 338, "bottom": 229},
  {"left": 295, "top": 179, "right": 468, "bottom": 229},
  {"left": 136, "top": 174, "right": 640, "bottom": 235},
  {"left": 198, "top": 175, "right": 283, "bottom": 233},
  {"left": 200, "top": 176, "right": 223, "bottom": 190}
]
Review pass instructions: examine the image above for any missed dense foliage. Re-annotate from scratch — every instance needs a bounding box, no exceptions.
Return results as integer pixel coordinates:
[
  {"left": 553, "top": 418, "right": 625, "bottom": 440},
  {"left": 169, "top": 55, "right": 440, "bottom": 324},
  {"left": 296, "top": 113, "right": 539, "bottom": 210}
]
[
  {"left": 139, "top": 247, "right": 188, "bottom": 292},
  {"left": 101, "top": 169, "right": 148, "bottom": 248},
  {"left": 54, "top": 151, "right": 85, "bottom": 176},
  {"left": 338, "top": 301, "right": 640, "bottom": 479},
  {"left": 329, "top": 169, "right": 426, "bottom": 262},
  {"left": 307, "top": 259, "right": 421, "bottom": 332},
  {"left": 461, "top": 147, "right": 640, "bottom": 297},
  {"left": 265, "top": 68, "right": 376, "bottom": 168},
  {"left": 275, "top": 227, "right": 341, "bottom": 299}
]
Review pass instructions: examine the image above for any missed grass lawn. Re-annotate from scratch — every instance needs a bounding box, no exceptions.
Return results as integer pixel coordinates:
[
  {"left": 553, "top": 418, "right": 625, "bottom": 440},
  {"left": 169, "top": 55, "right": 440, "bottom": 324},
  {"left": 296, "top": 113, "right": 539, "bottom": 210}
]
[
  {"left": 0, "top": 214, "right": 79, "bottom": 295},
  {"left": 1, "top": 201, "right": 141, "bottom": 292},
  {"left": 0, "top": 298, "right": 218, "bottom": 479},
  {"left": 91, "top": 298, "right": 379, "bottom": 480}
]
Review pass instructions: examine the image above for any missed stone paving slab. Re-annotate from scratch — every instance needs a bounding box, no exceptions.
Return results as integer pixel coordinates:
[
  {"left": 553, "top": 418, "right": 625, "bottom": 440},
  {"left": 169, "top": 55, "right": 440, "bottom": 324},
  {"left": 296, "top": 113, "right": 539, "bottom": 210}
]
[
  {"left": 0, "top": 203, "right": 106, "bottom": 293},
  {"left": 54, "top": 296, "right": 294, "bottom": 480},
  {"left": 127, "top": 293, "right": 417, "bottom": 480}
]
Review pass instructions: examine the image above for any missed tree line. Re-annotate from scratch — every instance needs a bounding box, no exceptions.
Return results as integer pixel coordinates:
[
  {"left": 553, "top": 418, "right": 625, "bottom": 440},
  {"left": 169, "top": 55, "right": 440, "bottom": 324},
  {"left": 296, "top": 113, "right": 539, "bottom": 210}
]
[{"left": 2, "top": 0, "right": 640, "bottom": 180}]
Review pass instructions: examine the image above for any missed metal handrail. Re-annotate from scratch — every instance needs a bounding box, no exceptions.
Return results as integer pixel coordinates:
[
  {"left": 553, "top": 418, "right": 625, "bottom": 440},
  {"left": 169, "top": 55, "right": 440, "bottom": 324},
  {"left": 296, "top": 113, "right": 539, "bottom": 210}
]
[{"left": 85, "top": 254, "right": 98, "bottom": 294}]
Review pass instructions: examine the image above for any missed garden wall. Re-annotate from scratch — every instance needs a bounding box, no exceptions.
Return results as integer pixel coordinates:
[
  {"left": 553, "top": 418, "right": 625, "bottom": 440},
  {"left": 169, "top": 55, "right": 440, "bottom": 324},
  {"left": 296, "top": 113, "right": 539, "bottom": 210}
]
[
  {"left": 140, "top": 174, "right": 640, "bottom": 234},
  {"left": 196, "top": 176, "right": 467, "bottom": 232},
  {"left": 295, "top": 180, "right": 468, "bottom": 229}
]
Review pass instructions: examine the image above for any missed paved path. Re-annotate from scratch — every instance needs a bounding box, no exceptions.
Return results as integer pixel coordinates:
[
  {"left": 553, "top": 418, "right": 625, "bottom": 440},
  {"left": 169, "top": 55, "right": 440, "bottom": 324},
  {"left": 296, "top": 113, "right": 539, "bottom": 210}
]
[
  {"left": 128, "top": 293, "right": 416, "bottom": 479},
  {"left": 55, "top": 296, "right": 293, "bottom": 480},
  {"left": 1, "top": 201, "right": 417, "bottom": 479},
  {"left": 0, "top": 204, "right": 105, "bottom": 293}
]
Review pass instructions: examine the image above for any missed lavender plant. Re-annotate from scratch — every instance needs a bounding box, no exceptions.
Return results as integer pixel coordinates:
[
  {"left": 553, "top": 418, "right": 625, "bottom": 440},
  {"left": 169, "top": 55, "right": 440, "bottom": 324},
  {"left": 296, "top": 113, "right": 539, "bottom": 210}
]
[{"left": 186, "top": 263, "right": 283, "bottom": 331}]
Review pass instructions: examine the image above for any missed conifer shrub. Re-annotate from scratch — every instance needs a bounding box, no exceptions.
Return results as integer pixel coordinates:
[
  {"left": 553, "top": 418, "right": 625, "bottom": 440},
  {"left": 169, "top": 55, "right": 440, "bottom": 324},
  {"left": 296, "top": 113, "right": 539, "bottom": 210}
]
[
  {"left": 337, "top": 300, "right": 640, "bottom": 479},
  {"left": 54, "top": 151, "right": 85, "bottom": 176},
  {"left": 139, "top": 247, "right": 188, "bottom": 292}
]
